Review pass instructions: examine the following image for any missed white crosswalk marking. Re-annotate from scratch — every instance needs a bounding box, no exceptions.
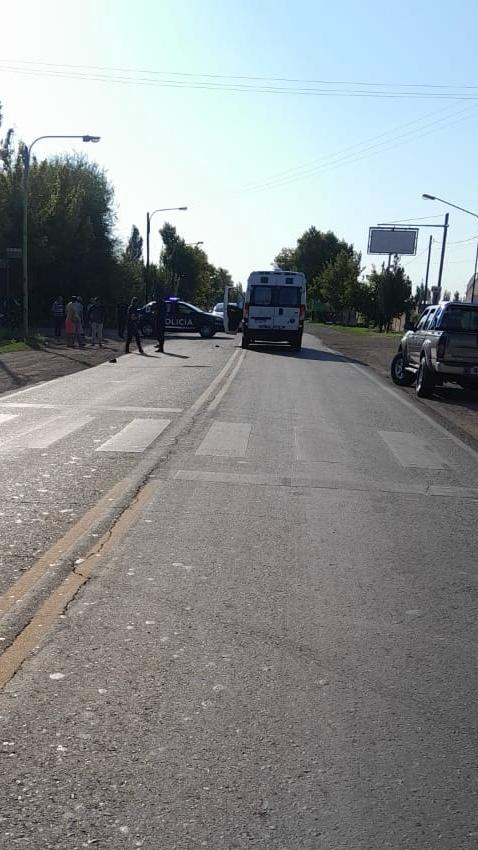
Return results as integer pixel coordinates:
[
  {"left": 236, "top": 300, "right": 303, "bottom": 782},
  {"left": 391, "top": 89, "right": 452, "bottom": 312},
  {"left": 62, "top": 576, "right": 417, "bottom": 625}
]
[
  {"left": 25, "top": 416, "right": 95, "bottom": 449},
  {"left": 196, "top": 421, "right": 252, "bottom": 457},
  {"left": 0, "top": 413, "right": 19, "bottom": 427},
  {"left": 379, "top": 431, "right": 447, "bottom": 469},
  {"left": 96, "top": 418, "right": 170, "bottom": 453}
]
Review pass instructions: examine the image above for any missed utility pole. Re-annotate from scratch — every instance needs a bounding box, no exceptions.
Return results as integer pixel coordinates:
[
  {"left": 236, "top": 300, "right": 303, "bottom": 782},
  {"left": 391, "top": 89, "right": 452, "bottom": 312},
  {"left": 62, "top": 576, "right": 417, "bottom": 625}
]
[
  {"left": 436, "top": 213, "right": 449, "bottom": 301},
  {"left": 472, "top": 240, "right": 478, "bottom": 302},
  {"left": 423, "top": 235, "right": 433, "bottom": 306}
]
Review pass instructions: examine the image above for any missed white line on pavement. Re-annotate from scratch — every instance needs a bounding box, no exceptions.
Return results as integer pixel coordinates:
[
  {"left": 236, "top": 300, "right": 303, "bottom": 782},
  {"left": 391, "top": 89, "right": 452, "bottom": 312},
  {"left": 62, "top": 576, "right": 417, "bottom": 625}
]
[
  {"left": 96, "top": 418, "right": 171, "bottom": 453},
  {"left": 195, "top": 421, "right": 252, "bottom": 457},
  {"left": 25, "top": 416, "right": 95, "bottom": 449}
]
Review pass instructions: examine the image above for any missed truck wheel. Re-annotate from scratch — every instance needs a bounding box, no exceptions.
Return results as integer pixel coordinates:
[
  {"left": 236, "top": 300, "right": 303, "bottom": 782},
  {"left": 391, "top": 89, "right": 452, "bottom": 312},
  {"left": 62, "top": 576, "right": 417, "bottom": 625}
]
[
  {"left": 199, "top": 324, "right": 214, "bottom": 339},
  {"left": 391, "top": 352, "right": 414, "bottom": 386},
  {"left": 416, "top": 357, "right": 435, "bottom": 398},
  {"left": 291, "top": 332, "right": 302, "bottom": 352},
  {"left": 241, "top": 333, "right": 249, "bottom": 349}
]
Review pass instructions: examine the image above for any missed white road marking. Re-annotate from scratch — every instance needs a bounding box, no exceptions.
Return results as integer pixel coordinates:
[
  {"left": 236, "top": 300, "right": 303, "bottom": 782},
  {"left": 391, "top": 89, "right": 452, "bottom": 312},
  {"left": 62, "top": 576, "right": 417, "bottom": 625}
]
[
  {"left": 0, "top": 402, "right": 182, "bottom": 414},
  {"left": 0, "top": 413, "right": 19, "bottom": 426},
  {"left": 351, "top": 363, "right": 478, "bottom": 465},
  {"left": 96, "top": 418, "right": 170, "bottom": 453},
  {"left": 25, "top": 416, "right": 95, "bottom": 449},
  {"left": 379, "top": 431, "right": 448, "bottom": 469},
  {"left": 195, "top": 421, "right": 252, "bottom": 457}
]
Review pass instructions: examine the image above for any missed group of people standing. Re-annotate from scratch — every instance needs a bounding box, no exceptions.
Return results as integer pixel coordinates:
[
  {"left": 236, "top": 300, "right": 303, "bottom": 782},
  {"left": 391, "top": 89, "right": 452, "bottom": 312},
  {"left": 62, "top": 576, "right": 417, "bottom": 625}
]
[
  {"left": 51, "top": 296, "right": 105, "bottom": 348},
  {"left": 50, "top": 295, "right": 166, "bottom": 355}
]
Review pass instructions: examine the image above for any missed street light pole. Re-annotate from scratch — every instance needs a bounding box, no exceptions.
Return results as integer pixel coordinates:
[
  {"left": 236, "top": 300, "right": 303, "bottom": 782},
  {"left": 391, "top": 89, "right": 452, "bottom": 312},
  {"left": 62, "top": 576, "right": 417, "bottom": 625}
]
[
  {"left": 144, "top": 206, "right": 187, "bottom": 301},
  {"left": 472, "top": 241, "right": 478, "bottom": 302},
  {"left": 423, "top": 193, "right": 478, "bottom": 302},
  {"left": 424, "top": 234, "right": 433, "bottom": 306},
  {"left": 21, "top": 134, "right": 100, "bottom": 340},
  {"left": 436, "top": 213, "right": 449, "bottom": 302}
]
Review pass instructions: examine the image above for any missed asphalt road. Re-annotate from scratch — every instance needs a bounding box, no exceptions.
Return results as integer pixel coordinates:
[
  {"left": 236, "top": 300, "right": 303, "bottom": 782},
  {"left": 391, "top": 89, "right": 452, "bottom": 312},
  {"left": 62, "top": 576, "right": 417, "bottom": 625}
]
[{"left": 0, "top": 333, "right": 477, "bottom": 849}]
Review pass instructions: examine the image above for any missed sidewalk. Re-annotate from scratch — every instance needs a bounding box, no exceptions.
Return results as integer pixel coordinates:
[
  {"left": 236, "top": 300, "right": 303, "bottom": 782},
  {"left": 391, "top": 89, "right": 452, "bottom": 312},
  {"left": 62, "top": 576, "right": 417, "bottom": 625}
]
[{"left": 0, "top": 331, "right": 126, "bottom": 397}]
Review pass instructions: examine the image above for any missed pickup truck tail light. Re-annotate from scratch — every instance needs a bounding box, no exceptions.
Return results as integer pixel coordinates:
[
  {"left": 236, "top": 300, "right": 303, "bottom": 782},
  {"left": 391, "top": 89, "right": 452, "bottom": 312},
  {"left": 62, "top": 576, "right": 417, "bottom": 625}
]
[{"left": 437, "top": 333, "right": 448, "bottom": 360}]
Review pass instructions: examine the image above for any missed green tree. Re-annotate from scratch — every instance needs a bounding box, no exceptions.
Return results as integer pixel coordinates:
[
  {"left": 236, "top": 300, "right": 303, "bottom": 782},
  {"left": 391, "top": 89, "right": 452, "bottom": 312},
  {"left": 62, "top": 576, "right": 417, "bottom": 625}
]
[
  {"left": 275, "top": 226, "right": 353, "bottom": 286},
  {"left": 318, "top": 248, "right": 362, "bottom": 318},
  {"left": 125, "top": 225, "right": 143, "bottom": 263},
  {"left": 453, "top": 290, "right": 461, "bottom": 302},
  {"left": 367, "top": 263, "right": 412, "bottom": 331},
  {"left": 442, "top": 289, "right": 451, "bottom": 301}
]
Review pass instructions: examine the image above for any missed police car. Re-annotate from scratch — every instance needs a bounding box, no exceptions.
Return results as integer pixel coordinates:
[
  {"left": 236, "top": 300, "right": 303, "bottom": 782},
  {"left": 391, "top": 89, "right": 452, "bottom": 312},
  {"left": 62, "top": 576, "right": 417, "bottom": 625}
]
[{"left": 140, "top": 299, "right": 222, "bottom": 339}]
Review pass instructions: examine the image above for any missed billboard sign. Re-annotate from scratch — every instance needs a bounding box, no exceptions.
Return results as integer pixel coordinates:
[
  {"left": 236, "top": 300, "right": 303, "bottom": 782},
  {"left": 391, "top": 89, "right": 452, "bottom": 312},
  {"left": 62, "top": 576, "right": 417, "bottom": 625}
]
[{"left": 368, "top": 227, "right": 418, "bottom": 256}]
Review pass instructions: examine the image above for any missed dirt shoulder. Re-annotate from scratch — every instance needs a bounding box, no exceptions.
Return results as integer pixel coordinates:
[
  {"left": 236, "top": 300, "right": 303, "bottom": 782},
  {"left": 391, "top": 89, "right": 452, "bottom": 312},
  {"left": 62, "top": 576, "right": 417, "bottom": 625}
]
[
  {"left": 307, "top": 323, "right": 478, "bottom": 445},
  {"left": 0, "top": 333, "right": 125, "bottom": 397}
]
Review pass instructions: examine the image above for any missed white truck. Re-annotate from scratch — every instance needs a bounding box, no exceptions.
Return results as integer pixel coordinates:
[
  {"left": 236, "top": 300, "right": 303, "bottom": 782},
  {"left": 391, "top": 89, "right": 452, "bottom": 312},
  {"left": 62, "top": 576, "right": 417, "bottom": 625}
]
[{"left": 241, "top": 270, "right": 306, "bottom": 351}]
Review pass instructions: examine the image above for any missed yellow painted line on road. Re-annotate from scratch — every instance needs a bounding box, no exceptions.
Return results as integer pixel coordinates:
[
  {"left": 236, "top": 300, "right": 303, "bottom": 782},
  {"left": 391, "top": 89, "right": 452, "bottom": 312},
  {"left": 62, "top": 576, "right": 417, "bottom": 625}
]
[
  {"left": 0, "top": 480, "right": 159, "bottom": 690},
  {"left": 0, "top": 478, "right": 128, "bottom": 619}
]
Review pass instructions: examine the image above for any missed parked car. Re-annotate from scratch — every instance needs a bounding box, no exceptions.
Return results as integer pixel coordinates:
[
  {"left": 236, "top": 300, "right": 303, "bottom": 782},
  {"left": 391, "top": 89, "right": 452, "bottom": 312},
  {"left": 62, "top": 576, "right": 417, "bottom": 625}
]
[
  {"left": 390, "top": 301, "right": 478, "bottom": 397},
  {"left": 139, "top": 299, "right": 222, "bottom": 339},
  {"left": 211, "top": 301, "right": 243, "bottom": 333}
]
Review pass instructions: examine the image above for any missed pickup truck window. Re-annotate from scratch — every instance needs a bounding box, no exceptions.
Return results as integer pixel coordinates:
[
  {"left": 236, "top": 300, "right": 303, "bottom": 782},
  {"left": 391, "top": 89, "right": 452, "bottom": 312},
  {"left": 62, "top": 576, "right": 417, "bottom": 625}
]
[
  {"left": 426, "top": 308, "right": 440, "bottom": 330},
  {"left": 440, "top": 307, "right": 478, "bottom": 332},
  {"left": 416, "top": 309, "right": 431, "bottom": 331}
]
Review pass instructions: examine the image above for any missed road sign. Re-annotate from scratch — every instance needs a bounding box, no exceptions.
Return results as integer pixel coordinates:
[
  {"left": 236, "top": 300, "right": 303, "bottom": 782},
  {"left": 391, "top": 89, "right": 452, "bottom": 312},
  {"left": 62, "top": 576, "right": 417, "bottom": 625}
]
[
  {"left": 368, "top": 227, "right": 418, "bottom": 256},
  {"left": 6, "top": 247, "right": 22, "bottom": 259}
]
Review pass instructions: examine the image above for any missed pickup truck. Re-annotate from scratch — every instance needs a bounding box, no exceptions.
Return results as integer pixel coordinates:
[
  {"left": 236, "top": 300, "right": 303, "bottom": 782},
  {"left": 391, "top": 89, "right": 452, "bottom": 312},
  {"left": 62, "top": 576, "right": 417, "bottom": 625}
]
[{"left": 390, "top": 301, "right": 478, "bottom": 397}]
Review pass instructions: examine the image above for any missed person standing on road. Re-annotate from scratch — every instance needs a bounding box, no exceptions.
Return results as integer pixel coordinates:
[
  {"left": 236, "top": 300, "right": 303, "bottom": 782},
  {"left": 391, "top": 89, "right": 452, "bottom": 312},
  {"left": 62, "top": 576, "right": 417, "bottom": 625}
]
[
  {"left": 51, "top": 296, "right": 64, "bottom": 339},
  {"left": 89, "top": 298, "right": 106, "bottom": 347},
  {"left": 125, "top": 297, "right": 144, "bottom": 354},
  {"left": 65, "top": 297, "right": 77, "bottom": 347},
  {"left": 153, "top": 299, "right": 166, "bottom": 353},
  {"left": 117, "top": 302, "right": 128, "bottom": 339},
  {"left": 76, "top": 296, "right": 86, "bottom": 346}
]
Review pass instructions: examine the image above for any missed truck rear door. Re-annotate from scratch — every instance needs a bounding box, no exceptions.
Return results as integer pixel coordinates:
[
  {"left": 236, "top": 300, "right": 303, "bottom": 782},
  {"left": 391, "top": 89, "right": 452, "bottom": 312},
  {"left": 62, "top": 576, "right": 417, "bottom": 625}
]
[
  {"left": 273, "top": 286, "right": 301, "bottom": 331},
  {"left": 248, "top": 285, "right": 274, "bottom": 331}
]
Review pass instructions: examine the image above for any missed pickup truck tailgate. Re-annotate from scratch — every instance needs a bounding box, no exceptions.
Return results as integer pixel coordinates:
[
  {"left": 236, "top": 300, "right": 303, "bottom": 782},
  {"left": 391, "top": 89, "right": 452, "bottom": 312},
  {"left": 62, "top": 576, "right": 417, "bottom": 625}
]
[{"left": 445, "top": 331, "right": 478, "bottom": 364}]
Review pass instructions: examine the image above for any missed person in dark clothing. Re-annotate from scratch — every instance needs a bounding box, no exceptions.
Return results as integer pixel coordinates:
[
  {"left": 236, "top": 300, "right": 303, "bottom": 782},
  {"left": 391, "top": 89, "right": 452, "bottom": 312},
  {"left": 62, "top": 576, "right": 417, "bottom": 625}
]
[
  {"left": 125, "top": 298, "right": 144, "bottom": 354},
  {"left": 117, "top": 302, "right": 128, "bottom": 339},
  {"left": 153, "top": 299, "right": 166, "bottom": 353},
  {"left": 51, "top": 296, "right": 64, "bottom": 338},
  {"left": 89, "top": 298, "right": 106, "bottom": 347}
]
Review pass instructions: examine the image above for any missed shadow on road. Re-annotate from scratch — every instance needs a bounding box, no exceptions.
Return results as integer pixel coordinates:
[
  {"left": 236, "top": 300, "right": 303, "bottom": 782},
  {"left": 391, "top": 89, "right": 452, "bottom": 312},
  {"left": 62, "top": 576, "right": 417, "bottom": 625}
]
[{"left": 247, "top": 343, "right": 362, "bottom": 365}]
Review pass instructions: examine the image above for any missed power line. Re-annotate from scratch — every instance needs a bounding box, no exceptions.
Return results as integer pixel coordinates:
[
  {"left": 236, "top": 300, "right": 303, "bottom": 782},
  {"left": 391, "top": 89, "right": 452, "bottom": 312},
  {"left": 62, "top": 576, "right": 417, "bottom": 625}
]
[
  {"left": 3, "top": 62, "right": 478, "bottom": 100},
  {"left": 448, "top": 233, "right": 478, "bottom": 244},
  {"left": 6, "top": 58, "right": 478, "bottom": 92}
]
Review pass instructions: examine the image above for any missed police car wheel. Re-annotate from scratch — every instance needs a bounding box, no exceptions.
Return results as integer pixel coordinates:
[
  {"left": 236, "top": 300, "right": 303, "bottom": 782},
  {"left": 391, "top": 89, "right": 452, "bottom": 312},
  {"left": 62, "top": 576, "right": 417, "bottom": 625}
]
[{"left": 199, "top": 324, "right": 214, "bottom": 339}]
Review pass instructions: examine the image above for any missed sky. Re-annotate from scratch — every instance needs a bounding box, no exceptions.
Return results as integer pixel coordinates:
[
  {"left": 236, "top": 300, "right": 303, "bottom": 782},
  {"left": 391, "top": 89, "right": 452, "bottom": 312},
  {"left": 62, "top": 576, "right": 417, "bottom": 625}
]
[{"left": 2, "top": 0, "right": 478, "bottom": 297}]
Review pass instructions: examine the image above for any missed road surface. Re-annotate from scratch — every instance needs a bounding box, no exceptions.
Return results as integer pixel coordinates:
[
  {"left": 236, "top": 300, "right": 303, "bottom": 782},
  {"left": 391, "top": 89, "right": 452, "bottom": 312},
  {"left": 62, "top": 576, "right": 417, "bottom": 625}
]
[{"left": 0, "top": 332, "right": 477, "bottom": 849}]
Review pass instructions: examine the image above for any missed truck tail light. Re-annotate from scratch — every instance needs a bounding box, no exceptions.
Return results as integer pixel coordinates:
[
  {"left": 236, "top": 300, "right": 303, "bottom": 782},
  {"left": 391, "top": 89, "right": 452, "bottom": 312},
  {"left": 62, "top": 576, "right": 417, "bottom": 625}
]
[
  {"left": 437, "top": 333, "right": 448, "bottom": 360},
  {"left": 299, "top": 305, "right": 306, "bottom": 321}
]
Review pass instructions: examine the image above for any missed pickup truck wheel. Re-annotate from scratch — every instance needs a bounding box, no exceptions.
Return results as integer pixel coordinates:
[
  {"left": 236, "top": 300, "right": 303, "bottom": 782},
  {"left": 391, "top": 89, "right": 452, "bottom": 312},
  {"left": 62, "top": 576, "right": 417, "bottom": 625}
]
[
  {"left": 416, "top": 357, "right": 435, "bottom": 398},
  {"left": 391, "top": 352, "right": 414, "bottom": 386}
]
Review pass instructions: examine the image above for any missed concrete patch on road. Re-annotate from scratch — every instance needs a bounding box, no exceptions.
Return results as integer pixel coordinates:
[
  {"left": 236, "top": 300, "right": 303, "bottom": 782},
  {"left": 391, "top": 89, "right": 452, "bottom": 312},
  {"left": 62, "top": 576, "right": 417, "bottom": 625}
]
[{"left": 24, "top": 415, "right": 95, "bottom": 449}]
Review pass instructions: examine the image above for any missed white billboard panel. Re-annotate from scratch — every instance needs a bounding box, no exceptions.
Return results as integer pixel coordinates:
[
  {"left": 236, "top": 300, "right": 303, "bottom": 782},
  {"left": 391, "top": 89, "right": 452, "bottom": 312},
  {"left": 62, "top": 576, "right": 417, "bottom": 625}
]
[{"left": 368, "top": 227, "right": 418, "bottom": 256}]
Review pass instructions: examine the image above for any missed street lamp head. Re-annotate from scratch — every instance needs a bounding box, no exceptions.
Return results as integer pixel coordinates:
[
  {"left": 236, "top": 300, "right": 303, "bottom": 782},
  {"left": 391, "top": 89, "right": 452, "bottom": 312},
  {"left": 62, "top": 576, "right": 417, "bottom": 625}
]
[
  {"left": 82, "top": 135, "right": 101, "bottom": 143},
  {"left": 179, "top": 206, "right": 188, "bottom": 211},
  {"left": 422, "top": 193, "right": 436, "bottom": 201}
]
